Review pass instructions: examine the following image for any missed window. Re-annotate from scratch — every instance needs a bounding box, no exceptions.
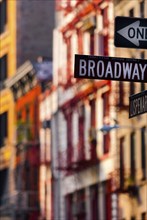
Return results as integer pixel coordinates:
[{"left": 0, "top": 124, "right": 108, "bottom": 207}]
[
  {"left": 102, "top": 7, "right": 109, "bottom": 55},
  {"left": 141, "top": 212, "right": 147, "bottom": 220},
  {"left": 67, "top": 112, "right": 73, "bottom": 163},
  {"left": 129, "top": 8, "right": 134, "bottom": 17},
  {"left": 119, "top": 81, "right": 124, "bottom": 106},
  {"left": 89, "top": 30, "right": 94, "bottom": 55},
  {"left": 120, "top": 137, "right": 125, "bottom": 188},
  {"left": 140, "top": 0, "right": 144, "bottom": 18},
  {"left": 141, "top": 127, "right": 146, "bottom": 180},
  {"left": 130, "top": 82, "right": 135, "bottom": 95},
  {"left": 76, "top": 189, "right": 86, "bottom": 219},
  {"left": 90, "top": 99, "right": 96, "bottom": 127},
  {"left": 0, "top": 112, "right": 8, "bottom": 147},
  {"left": 78, "top": 105, "right": 85, "bottom": 160},
  {"left": 0, "top": 169, "right": 8, "bottom": 205},
  {"left": 105, "top": 180, "right": 111, "bottom": 220},
  {"left": 103, "top": 132, "right": 110, "bottom": 154},
  {"left": 0, "top": 55, "right": 7, "bottom": 89},
  {"left": 17, "top": 112, "right": 22, "bottom": 121},
  {"left": 90, "top": 184, "right": 98, "bottom": 220},
  {"left": 102, "top": 92, "right": 110, "bottom": 154},
  {"left": 65, "top": 194, "right": 73, "bottom": 220},
  {"left": 26, "top": 105, "right": 30, "bottom": 123},
  {"left": 102, "top": 6, "right": 108, "bottom": 28},
  {"left": 140, "top": 52, "right": 145, "bottom": 91},
  {"left": 0, "top": 0, "right": 7, "bottom": 34},
  {"left": 67, "top": 189, "right": 86, "bottom": 220},
  {"left": 78, "top": 30, "right": 83, "bottom": 54},
  {"left": 66, "top": 37, "right": 72, "bottom": 79},
  {"left": 102, "top": 91, "right": 109, "bottom": 117},
  {"left": 89, "top": 99, "right": 97, "bottom": 156},
  {"left": 130, "top": 132, "right": 135, "bottom": 180}
]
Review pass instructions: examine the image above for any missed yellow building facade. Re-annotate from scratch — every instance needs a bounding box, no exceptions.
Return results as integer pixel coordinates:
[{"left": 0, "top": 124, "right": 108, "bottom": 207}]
[{"left": 0, "top": 0, "right": 16, "bottom": 172}]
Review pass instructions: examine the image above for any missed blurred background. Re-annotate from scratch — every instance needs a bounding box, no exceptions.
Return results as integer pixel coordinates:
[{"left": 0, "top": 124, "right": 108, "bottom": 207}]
[{"left": 0, "top": 0, "right": 147, "bottom": 220}]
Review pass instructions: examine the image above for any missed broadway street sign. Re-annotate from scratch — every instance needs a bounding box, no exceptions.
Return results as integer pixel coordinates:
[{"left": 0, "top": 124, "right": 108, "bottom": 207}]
[
  {"left": 129, "top": 90, "right": 147, "bottom": 118},
  {"left": 74, "top": 54, "right": 147, "bottom": 83},
  {"left": 114, "top": 16, "right": 147, "bottom": 49}
]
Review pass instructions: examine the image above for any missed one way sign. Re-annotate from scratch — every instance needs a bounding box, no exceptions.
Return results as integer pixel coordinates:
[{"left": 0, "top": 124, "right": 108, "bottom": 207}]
[{"left": 114, "top": 17, "right": 147, "bottom": 49}]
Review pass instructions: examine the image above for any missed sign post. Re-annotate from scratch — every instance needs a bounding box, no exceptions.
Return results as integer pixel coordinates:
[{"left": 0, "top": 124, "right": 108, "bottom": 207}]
[
  {"left": 74, "top": 54, "right": 147, "bottom": 83},
  {"left": 114, "top": 16, "right": 147, "bottom": 49}
]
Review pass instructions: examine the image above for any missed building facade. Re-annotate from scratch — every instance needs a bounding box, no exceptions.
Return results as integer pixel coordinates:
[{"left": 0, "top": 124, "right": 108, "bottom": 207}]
[
  {"left": 113, "top": 0, "right": 147, "bottom": 219},
  {"left": 38, "top": 61, "right": 53, "bottom": 220},
  {"left": 52, "top": 0, "right": 147, "bottom": 219},
  {"left": 6, "top": 61, "right": 41, "bottom": 219},
  {"left": 52, "top": 0, "right": 117, "bottom": 219},
  {"left": 0, "top": 0, "right": 16, "bottom": 218},
  {"left": 0, "top": 1, "right": 55, "bottom": 219}
]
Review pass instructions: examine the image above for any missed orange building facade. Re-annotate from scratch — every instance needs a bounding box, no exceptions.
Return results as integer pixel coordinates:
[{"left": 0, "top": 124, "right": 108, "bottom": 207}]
[{"left": 6, "top": 61, "right": 41, "bottom": 219}]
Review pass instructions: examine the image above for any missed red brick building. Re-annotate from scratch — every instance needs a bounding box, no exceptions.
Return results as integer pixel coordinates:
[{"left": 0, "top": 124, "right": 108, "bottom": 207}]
[{"left": 52, "top": 1, "right": 116, "bottom": 219}]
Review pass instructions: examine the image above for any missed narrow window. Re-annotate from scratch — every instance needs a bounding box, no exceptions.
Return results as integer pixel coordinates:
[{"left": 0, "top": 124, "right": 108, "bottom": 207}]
[
  {"left": 102, "top": 92, "right": 110, "bottom": 154},
  {"left": 130, "top": 82, "right": 135, "bottom": 95},
  {"left": 119, "top": 81, "right": 124, "bottom": 106},
  {"left": 141, "top": 127, "right": 146, "bottom": 180},
  {"left": 130, "top": 132, "right": 135, "bottom": 181},
  {"left": 141, "top": 212, "right": 147, "bottom": 220},
  {"left": 90, "top": 184, "right": 98, "bottom": 220},
  {"left": 78, "top": 30, "right": 83, "bottom": 54},
  {"left": 102, "top": 7, "right": 108, "bottom": 55},
  {"left": 67, "top": 112, "right": 73, "bottom": 163},
  {"left": 65, "top": 194, "right": 73, "bottom": 220},
  {"left": 140, "top": 0, "right": 144, "bottom": 18},
  {"left": 0, "top": 169, "right": 8, "bottom": 205},
  {"left": 0, "top": 55, "right": 7, "bottom": 89},
  {"left": 90, "top": 99, "right": 96, "bottom": 128},
  {"left": 140, "top": 52, "right": 145, "bottom": 91},
  {"left": 129, "top": 8, "right": 134, "bottom": 17},
  {"left": 102, "top": 91, "right": 109, "bottom": 117},
  {"left": 0, "top": 112, "right": 8, "bottom": 147},
  {"left": 78, "top": 105, "right": 85, "bottom": 160},
  {"left": 66, "top": 37, "right": 71, "bottom": 79},
  {"left": 0, "top": 0, "right": 7, "bottom": 34},
  {"left": 90, "top": 31, "right": 94, "bottom": 55},
  {"left": 120, "top": 137, "right": 125, "bottom": 188}
]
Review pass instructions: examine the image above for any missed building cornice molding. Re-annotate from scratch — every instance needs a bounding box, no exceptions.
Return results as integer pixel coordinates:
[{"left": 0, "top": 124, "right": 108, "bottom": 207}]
[
  {"left": 5, "top": 61, "right": 38, "bottom": 100},
  {"left": 5, "top": 61, "right": 34, "bottom": 88}
]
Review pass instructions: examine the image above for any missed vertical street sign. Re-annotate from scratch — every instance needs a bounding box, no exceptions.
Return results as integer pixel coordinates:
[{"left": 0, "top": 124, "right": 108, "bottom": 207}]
[
  {"left": 129, "top": 90, "right": 147, "bottom": 118},
  {"left": 114, "top": 16, "right": 147, "bottom": 49}
]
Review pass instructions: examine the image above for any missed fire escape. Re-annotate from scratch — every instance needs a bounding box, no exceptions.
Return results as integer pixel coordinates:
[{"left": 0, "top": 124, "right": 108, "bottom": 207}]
[{"left": 57, "top": 93, "right": 98, "bottom": 174}]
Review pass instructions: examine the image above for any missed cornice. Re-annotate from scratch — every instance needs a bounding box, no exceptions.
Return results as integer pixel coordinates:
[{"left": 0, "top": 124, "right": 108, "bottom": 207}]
[{"left": 5, "top": 61, "right": 37, "bottom": 101}]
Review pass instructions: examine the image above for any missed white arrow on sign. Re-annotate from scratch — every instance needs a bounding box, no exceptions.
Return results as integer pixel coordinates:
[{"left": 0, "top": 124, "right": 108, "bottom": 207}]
[{"left": 117, "top": 21, "right": 147, "bottom": 46}]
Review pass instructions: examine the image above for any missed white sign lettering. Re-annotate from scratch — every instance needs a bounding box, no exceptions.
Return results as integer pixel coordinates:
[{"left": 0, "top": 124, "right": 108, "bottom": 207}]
[{"left": 74, "top": 54, "right": 147, "bottom": 83}]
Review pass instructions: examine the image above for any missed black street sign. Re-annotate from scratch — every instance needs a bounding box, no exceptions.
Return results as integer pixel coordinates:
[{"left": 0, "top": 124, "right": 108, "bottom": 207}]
[
  {"left": 74, "top": 54, "right": 147, "bottom": 83},
  {"left": 114, "top": 16, "right": 147, "bottom": 49},
  {"left": 129, "top": 90, "right": 147, "bottom": 118}
]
